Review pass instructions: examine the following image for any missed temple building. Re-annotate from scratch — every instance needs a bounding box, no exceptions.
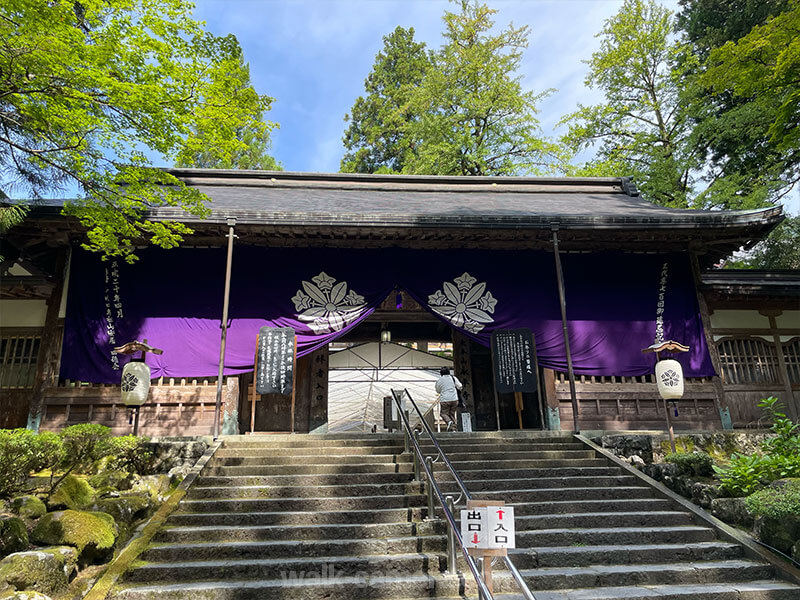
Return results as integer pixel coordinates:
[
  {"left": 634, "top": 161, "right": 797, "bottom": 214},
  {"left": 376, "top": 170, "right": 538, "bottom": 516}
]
[{"left": 1, "top": 170, "right": 798, "bottom": 434}]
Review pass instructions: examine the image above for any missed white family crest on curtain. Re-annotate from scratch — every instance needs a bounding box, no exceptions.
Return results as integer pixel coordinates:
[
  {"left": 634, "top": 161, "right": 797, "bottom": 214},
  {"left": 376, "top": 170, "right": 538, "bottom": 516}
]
[
  {"left": 428, "top": 272, "right": 497, "bottom": 333},
  {"left": 291, "top": 271, "right": 367, "bottom": 334}
]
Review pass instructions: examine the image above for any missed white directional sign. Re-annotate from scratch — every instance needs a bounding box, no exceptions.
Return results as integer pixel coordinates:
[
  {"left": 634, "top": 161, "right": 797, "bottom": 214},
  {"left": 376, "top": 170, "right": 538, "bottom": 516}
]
[
  {"left": 460, "top": 507, "right": 487, "bottom": 549},
  {"left": 461, "top": 504, "right": 515, "bottom": 550},
  {"left": 487, "top": 505, "right": 515, "bottom": 549}
]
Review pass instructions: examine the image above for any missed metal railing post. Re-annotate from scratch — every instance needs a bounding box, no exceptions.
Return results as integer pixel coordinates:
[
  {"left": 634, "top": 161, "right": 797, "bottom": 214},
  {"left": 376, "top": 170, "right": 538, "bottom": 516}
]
[
  {"left": 425, "top": 456, "right": 435, "bottom": 519},
  {"left": 399, "top": 387, "right": 537, "bottom": 600},
  {"left": 446, "top": 495, "right": 457, "bottom": 575},
  {"left": 412, "top": 430, "right": 421, "bottom": 481},
  {"left": 403, "top": 412, "right": 410, "bottom": 454},
  {"left": 478, "top": 558, "right": 486, "bottom": 600}
]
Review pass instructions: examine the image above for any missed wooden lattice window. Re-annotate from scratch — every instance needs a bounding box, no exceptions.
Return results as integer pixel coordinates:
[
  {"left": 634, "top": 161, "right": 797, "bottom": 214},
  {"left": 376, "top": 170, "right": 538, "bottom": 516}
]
[
  {"left": 717, "top": 337, "right": 780, "bottom": 385},
  {"left": 0, "top": 332, "right": 42, "bottom": 389},
  {"left": 784, "top": 337, "right": 800, "bottom": 385}
]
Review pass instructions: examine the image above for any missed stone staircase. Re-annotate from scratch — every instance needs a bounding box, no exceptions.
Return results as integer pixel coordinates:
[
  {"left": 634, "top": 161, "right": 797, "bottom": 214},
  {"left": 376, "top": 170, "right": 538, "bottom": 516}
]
[{"left": 111, "top": 432, "right": 800, "bottom": 600}]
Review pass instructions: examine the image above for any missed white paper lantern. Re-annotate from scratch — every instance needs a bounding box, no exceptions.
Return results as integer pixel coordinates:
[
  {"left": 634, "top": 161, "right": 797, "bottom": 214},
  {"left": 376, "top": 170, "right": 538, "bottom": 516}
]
[
  {"left": 655, "top": 358, "right": 684, "bottom": 400},
  {"left": 120, "top": 360, "right": 151, "bottom": 407}
]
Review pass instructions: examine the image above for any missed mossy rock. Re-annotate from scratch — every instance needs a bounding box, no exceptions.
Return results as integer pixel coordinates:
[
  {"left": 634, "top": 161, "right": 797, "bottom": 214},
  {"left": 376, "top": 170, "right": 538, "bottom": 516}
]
[
  {"left": 10, "top": 496, "right": 46, "bottom": 520},
  {"left": 0, "top": 518, "right": 28, "bottom": 558},
  {"left": 31, "top": 511, "right": 118, "bottom": 565},
  {"left": 0, "top": 548, "right": 74, "bottom": 594},
  {"left": 5, "top": 591, "right": 53, "bottom": 600},
  {"left": 48, "top": 476, "right": 95, "bottom": 511},
  {"left": 88, "top": 470, "right": 134, "bottom": 494},
  {"left": 94, "top": 494, "right": 152, "bottom": 526},
  {"left": 130, "top": 475, "right": 172, "bottom": 502}
]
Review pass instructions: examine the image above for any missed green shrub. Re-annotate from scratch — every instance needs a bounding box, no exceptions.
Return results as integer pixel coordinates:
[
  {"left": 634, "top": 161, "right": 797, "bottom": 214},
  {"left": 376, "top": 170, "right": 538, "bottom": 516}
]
[
  {"left": 59, "top": 424, "right": 112, "bottom": 473},
  {"left": 665, "top": 451, "right": 714, "bottom": 477},
  {"left": 759, "top": 397, "right": 800, "bottom": 457},
  {"left": 745, "top": 479, "right": 800, "bottom": 520},
  {"left": 714, "top": 453, "right": 769, "bottom": 496},
  {"left": 713, "top": 397, "right": 800, "bottom": 496},
  {"left": 0, "top": 429, "right": 63, "bottom": 499},
  {"left": 105, "top": 435, "right": 154, "bottom": 475}
]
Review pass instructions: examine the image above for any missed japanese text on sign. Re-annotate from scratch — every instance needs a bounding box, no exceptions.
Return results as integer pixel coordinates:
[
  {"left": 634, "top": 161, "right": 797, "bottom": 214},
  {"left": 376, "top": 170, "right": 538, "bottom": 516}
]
[
  {"left": 103, "top": 261, "right": 124, "bottom": 371},
  {"left": 460, "top": 505, "right": 515, "bottom": 550},
  {"left": 255, "top": 327, "right": 295, "bottom": 395},
  {"left": 491, "top": 329, "right": 537, "bottom": 394}
]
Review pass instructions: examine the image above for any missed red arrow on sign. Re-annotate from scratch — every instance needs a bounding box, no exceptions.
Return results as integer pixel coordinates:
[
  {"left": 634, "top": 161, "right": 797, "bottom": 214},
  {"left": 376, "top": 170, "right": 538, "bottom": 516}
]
[{"left": 472, "top": 533, "right": 479, "bottom": 544}]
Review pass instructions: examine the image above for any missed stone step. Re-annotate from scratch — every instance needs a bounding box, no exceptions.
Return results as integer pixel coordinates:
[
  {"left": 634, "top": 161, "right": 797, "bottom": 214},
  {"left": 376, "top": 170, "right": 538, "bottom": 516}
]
[
  {"left": 508, "top": 560, "right": 775, "bottom": 591},
  {"left": 167, "top": 507, "right": 428, "bottom": 527},
  {"left": 194, "top": 472, "right": 417, "bottom": 487},
  {"left": 436, "top": 450, "right": 598, "bottom": 460},
  {"left": 204, "top": 462, "right": 415, "bottom": 476},
  {"left": 456, "top": 498, "right": 674, "bottom": 516},
  {"left": 155, "top": 520, "right": 444, "bottom": 544},
  {"left": 445, "top": 458, "right": 610, "bottom": 469},
  {"left": 112, "top": 575, "right": 800, "bottom": 600},
  {"left": 448, "top": 466, "right": 624, "bottom": 480},
  {"left": 512, "top": 525, "right": 716, "bottom": 547},
  {"left": 125, "top": 553, "right": 446, "bottom": 584},
  {"left": 504, "top": 541, "right": 743, "bottom": 569},
  {"left": 141, "top": 535, "right": 445, "bottom": 562},
  {"left": 176, "top": 493, "right": 427, "bottom": 513},
  {"left": 437, "top": 475, "right": 638, "bottom": 493},
  {"left": 209, "top": 454, "right": 413, "bottom": 466},
  {"left": 215, "top": 442, "right": 588, "bottom": 457},
  {"left": 419, "top": 442, "right": 589, "bottom": 453},
  {"left": 214, "top": 445, "right": 408, "bottom": 457},
  {"left": 465, "top": 486, "right": 655, "bottom": 503},
  {"left": 113, "top": 573, "right": 457, "bottom": 600},
  {"left": 511, "top": 511, "right": 696, "bottom": 530},
  {"left": 495, "top": 581, "right": 800, "bottom": 600},
  {"left": 222, "top": 438, "right": 405, "bottom": 448},
  {"left": 185, "top": 481, "right": 425, "bottom": 500}
]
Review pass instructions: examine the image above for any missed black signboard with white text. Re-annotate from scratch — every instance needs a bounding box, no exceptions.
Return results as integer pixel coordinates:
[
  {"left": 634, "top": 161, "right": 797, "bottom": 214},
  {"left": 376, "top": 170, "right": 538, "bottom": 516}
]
[
  {"left": 490, "top": 329, "right": 537, "bottom": 394},
  {"left": 255, "top": 326, "right": 295, "bottom": 395}
]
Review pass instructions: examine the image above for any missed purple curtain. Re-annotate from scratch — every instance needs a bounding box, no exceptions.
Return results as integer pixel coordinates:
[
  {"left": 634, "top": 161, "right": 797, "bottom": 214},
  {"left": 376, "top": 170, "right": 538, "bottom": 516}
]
[{"left": 60, "top": 247, "right": 715, "bottom": 382}]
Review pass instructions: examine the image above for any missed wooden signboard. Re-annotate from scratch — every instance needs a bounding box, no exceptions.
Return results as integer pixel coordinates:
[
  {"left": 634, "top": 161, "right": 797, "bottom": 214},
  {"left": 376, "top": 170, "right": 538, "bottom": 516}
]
[
  {"left": 250, "top": 326, "right": 296, "bottom": 434},
  {"left": 491, "top": 329, "right": 538, "bottom": 394},
  {"left": 490, "top": 329, "right": 540, "bottom": 429}
]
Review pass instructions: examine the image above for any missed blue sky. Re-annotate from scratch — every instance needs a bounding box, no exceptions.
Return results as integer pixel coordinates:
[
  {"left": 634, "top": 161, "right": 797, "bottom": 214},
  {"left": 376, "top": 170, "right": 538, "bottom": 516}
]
[
  {"left": 192, "top": 0, "right": 680, "bottom": 172},
  {"left": 190, "top": 0, "right": 798, "bottom": 214}
]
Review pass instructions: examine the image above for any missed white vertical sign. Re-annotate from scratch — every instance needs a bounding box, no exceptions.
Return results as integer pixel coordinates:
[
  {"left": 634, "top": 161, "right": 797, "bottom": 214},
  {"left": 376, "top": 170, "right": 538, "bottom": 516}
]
[
  {"left": 460, "top": 507, "right": 488, "bottom": 549},
  {"left": 487, "top": 505, "right": 515, "bottom": 549}
]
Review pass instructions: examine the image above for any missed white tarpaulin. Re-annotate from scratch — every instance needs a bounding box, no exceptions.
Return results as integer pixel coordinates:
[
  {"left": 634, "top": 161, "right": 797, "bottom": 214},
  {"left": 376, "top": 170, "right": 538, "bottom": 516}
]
[{"left": 328, "top": 342, "right": 453, "bottom": 433}]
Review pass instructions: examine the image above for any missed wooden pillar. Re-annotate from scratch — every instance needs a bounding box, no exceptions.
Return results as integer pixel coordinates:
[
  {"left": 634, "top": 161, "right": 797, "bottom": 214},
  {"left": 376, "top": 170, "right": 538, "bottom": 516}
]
[
  {"left": 452, "top": 330, "right": 474, "bottom": 413},
  {"left": 27, "top": 248, "right": 69, "bottom": 432},
  {"left": 551, "top": 226, "right": 579, "bottom": 430},
  {"left": 543, "top": 368, "right": 561, "bottom": 430},
  {"left": 690, "top": 253, "right": 732, "bottom": 430},
  {"left": 308, "top": 345, "right": 329, "bottom": 434},
  {"left": 764, "top": 311, "right": 799, "bottom": 421},
  {"left": 220, "top": 376, "right": 240, "bottom": 435}
]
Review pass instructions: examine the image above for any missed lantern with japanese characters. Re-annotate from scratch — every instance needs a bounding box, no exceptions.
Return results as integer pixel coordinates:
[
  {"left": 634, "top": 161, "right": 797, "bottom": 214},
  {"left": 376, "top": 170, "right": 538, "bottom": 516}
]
[
  {"left": 655, "top": 358, "right": 684, "bottom": 400},
  {"left": 120, "top": 359, "right": 151, "bottom": 407}
]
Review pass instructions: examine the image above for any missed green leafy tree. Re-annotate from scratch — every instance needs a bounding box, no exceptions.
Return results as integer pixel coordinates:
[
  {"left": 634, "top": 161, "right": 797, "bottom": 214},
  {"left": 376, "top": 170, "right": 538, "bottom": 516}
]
[
  {"left": 341, "top": 26, "right": 430, "bottom": 174},
  {"left": 725, "top": 216, "right": 800, "bottom": 270},
  {"left": 1, "top": 0, "right": 275, "bottom": 261},
  {"left": 403, "top": 1, "right": 559, "bottom": 175},
  {"left": 560, "top": 0, "right": 703, "bottom": 208},
  {"left": 676, "top": 0, "right": 795, "bottom": 211},
  {"left": 701, "top": 1, "right": 800, "bottom": 170},
  {"left": 176, "top": 44, "right": 280, "bottom": 171}
]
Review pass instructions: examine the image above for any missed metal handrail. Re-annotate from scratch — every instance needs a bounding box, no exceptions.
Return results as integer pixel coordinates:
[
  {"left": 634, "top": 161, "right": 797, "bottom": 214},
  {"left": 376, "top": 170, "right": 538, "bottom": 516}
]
[
  {"left": 390, "top": 389, "right": 494, "bottom": 600},
  {"left": 398, "top": 387, "right": 537, "bottom": 600}
]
